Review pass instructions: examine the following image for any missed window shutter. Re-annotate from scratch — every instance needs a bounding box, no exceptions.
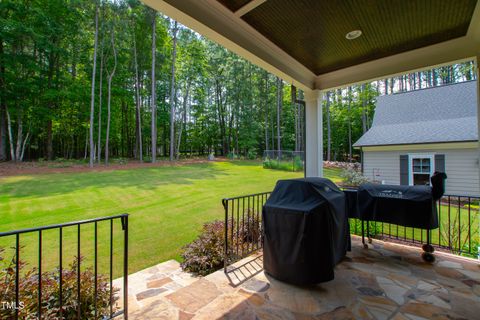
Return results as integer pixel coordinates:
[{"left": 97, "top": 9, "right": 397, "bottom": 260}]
[
  {"left": 434, "top": 154, "right": 445, "bottom": 173},
  {"left": 400, "top": 155, "right": 408, "bottom": 185}
]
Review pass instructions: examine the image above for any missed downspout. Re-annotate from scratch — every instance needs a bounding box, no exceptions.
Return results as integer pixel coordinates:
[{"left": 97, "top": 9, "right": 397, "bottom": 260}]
[
  {"left": 360, "top": 147, "right": 364, "bottom": 174},
  {"left": 296, "top": 98, "right": 307, "bottom": 178}
]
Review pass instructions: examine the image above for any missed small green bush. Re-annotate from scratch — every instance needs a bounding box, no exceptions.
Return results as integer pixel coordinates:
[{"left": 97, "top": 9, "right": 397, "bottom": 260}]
[
  {"left": 263, "top": 158, "right": 302, "bottom": 172},
  {"left": 112, "top": 158, "right": 129, "bottom": 165},
  {"left": 227, "top": 152, "right": 238, "bottom": 160},
  {"left": 247, "top": 150, "right": 257, "bottom": 160},
  {"left": 340, "top": 167, "right": 369, "bottom": 187},
  {"left": 0, "top": 248, "right": 118, "bottom": 319}
]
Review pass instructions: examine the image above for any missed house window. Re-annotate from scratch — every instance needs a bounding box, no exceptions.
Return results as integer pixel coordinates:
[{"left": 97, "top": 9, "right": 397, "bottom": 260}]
[{"left": 409, "top": 155, "right": 434, "bottom": 186}]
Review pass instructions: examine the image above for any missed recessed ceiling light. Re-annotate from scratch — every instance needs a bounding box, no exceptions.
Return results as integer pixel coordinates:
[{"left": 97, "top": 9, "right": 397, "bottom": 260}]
[{"left": 346, "top": 30, "right": 362, "bottom": 40}]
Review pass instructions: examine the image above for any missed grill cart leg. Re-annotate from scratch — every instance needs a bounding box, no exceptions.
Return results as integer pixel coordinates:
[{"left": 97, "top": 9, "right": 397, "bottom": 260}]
[
  {"left": 422, "top": 229, "right": 435, "bottom": 262},
  {"left": 362, "top": 220, "right": 368, "bottom": 249}
]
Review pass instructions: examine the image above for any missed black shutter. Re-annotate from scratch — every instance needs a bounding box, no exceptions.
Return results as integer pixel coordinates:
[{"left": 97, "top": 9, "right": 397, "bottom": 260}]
[
  {"left": 434, "top": 154, "right": 445, "bottom": 173},
  {"left": 400, "top": 155, "right": 409, "bottom": 185}
]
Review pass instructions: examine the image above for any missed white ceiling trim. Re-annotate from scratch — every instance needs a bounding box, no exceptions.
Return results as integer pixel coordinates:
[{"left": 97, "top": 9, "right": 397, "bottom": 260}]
[{"left": 234, "top": 0, "right": 267, "bottom": 17}]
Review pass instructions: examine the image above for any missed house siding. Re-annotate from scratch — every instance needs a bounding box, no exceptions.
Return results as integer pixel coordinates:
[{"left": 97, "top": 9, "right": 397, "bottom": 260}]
[{"left": 363, "top": 148, "right": 479, "bottom": 196}]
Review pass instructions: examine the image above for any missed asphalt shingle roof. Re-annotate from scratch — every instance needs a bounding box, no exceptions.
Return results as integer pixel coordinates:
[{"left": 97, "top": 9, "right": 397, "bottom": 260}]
[{"left": 353, "top": 80, "right": 478, "bottom": 147}]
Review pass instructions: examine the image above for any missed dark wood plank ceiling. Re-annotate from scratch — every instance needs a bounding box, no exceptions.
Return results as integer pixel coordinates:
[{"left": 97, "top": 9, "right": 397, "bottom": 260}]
[
  {"left": 217, "top": 0, "right": 252, "bottom": 12},
  {"left": 217, "top": 0, "right": 478, "bottom": 75}
]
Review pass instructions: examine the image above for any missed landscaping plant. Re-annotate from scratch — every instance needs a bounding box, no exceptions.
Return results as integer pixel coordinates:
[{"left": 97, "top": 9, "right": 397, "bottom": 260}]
[
  {"left": 0, "top": 249, "right": 118, "bottom": 319},
  {"left": 180, "top": 221, "right": 225, "bottom": 276},
  {"left": 340, "top": 167, "right": 369, "bottom": 187},
  {"left": 181, "top": 213, "right": 262, "bottom": 276}
]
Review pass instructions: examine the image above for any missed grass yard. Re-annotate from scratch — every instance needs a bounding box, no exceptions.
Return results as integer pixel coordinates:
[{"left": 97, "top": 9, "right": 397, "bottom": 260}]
[{"left": 0, "top": 160, "right": 341, "bottom": 277}]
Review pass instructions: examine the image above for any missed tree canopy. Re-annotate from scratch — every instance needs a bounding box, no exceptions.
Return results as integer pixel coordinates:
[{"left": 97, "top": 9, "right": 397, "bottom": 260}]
[{"left": 0, "top": 0, "right": 476, "bottom": 163}]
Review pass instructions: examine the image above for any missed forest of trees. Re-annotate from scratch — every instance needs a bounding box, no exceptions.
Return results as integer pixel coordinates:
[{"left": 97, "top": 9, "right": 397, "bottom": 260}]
[{"left": 0, "top": 0, "right": 476, "bottom": 165}]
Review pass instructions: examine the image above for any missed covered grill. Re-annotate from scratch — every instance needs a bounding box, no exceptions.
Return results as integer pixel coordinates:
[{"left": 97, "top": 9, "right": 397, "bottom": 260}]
[
  {"left": 262, "top": 178, "right": 350, "bottom": 285},
  {"left": 357, "top": 184, "right": 438, "bottom": 229},
  {"left": 356, "top": 171, "right": 447, "bottom": 262}
]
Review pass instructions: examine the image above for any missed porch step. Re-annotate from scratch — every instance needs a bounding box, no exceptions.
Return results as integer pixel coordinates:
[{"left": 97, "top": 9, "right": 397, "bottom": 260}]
[{"left": 112, "top": 259, "right": 199, "bottom": 316}]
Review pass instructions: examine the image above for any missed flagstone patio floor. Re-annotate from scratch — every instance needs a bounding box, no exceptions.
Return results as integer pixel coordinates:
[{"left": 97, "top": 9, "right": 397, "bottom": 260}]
[{"left": 113, "top": 236, "right": 480, "bottom": 319}]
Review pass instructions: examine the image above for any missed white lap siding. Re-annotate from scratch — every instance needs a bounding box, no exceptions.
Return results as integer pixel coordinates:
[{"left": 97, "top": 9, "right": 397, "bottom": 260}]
[{"left": 363, "top": 148, "right": 480, "bottom": 196}]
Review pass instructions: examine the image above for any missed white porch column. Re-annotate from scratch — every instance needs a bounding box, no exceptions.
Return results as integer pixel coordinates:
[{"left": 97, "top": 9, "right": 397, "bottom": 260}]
[{"left": 304, "top": 90, "right": 323, "bottom": 177}]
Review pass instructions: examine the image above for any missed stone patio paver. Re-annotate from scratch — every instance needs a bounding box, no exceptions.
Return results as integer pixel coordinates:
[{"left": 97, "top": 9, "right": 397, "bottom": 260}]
[{"left": 113, "top": 236, "right": 480, "bottom": 319}]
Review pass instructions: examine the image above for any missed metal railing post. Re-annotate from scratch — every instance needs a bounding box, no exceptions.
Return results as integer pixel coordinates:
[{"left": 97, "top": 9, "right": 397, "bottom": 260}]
[
  {"left": 222, "top": 199, "right": 228, "bottom": 273},
  {"left": 122, "top": 215, "right": 129, "bottom": 320}
]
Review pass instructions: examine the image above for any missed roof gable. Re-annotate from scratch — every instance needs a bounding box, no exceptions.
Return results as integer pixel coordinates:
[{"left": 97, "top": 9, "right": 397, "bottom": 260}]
[{"left": 354, "top": 80, "right": 478, "bottom": 147}]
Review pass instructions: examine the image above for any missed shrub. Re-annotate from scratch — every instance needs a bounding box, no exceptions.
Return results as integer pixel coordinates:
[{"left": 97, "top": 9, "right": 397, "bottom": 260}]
[
  {"left": 263, "top": 158, "right": 303, "bottom": 172},
  {"left": 340, "top": 167, "right": 369, "bottom": 187},
  {"left": 112, "top": 158, "right": 129, "bottom": 165},
  {"left": 181, "top": 215, "right": 262, "bottom": 276},
  {"left": 181, "top": 221, "right": 225, "bottom": 276},
  {"left": 227, "top": 152, "right": 238, "bottom": 160},
  {"left": 293, "top": 156, "right": 304, "bottom": 171},
  {"left": 0, "top": 249, "right": 118, "bottom": 319},
  {"left": 237, "top": 210, "right": 261, "bottom": 244},
  {"left": 247, "top": 150, "right": 257, "bottom": 160}
]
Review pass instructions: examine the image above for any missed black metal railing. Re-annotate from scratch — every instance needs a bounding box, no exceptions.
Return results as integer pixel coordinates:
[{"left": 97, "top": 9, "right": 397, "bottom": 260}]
[
  {"left": 222, "top": 192, "right": 270, "bottom": 272},
  {"left": 223, "top": 192, "right": 480, "bottom": 268},
  {"left": 0, "top": 214, "right": 128, "bottom": 320}
]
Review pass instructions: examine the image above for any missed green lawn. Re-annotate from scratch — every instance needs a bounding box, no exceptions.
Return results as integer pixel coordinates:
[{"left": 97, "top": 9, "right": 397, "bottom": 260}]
[{"left": 0, "top": 161, "right": 341, "bottom": 276}]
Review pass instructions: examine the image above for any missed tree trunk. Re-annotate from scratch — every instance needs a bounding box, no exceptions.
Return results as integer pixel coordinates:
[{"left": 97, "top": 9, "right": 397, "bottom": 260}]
[
  {"left": 0, "top": 104, "right": 5, "bottom": 161},
  {"left": 176, "top": 84, "right": 190, "bottom": 160},
  {"left": 169, "top": 20, "right": 178, "bottom": 161},
  {"left": 133, "top": 30, "right": 143, "bottom": 162},
  {"left": 0, "top": 37, "right": 6, "bottom": 161},
  {"left": 6, "top": 107, "right": 14, "bottom": 161},
  {"left": 276, "top": 77, "right": 282, "bottom": 154},
  {"left": 291, "top": 85, "right": 298, "bottom": 151},
  {"left": 105, "top": 23, "right": 117, "bottom": 165},
  {"left": 97, "top": 50, "right": 103, "bottom": 163},
  {"left": 89, "top": 3, "right": 99, "bottom": 168},
  {"left": 20, "top": 132, "right": 29, "bottom": 161},
  {"left": 15, "top": 110, "right": 22, "bottom": 161},
  {"left": 46, "top": 119, "right": 53, "bottom": 160},
  {"left": 151, "top": 11, "right": 158, "bottom": 163},
  {"left": 84, "top": 128, "right": 88, "bottom": 159}
]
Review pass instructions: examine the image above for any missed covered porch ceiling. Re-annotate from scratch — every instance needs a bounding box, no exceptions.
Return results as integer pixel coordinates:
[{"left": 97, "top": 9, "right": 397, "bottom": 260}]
[{"left": 142, "top": 0, "right": 480, "bottom": 91}]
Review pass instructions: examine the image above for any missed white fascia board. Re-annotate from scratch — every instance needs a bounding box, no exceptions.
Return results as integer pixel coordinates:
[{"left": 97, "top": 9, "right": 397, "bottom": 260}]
[
  {"left": 315, "top": 38, "right": 478, "bottom": 91},
  {"left": 141, "top": 0, "right": 316, "bottom": 91},
  {"left": 234, "top": 0, "right": 267, "bottom": 17}
]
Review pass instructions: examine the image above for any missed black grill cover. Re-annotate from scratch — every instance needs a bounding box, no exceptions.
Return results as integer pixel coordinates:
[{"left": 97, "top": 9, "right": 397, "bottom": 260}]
[
  {"left": 262, "top": 178, "right": 350, "bottom": 285},
  {"left": 357, "top": 184, "right": 438, "bottom": 229},
  {"left": 344, "top": 189, "right": 360, "bottom": 219}
]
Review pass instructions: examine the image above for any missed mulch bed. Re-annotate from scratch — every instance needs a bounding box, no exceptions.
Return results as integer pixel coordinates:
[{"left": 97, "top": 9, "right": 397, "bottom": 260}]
[{"left": 0, "top": 158, "right": 215, "bottom": 177}]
